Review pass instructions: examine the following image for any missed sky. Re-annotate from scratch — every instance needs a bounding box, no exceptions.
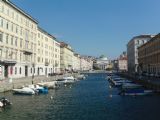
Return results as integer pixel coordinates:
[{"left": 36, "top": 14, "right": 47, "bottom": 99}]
[{"left": 11, "top": 0, "right": 160, "bottom": 59}]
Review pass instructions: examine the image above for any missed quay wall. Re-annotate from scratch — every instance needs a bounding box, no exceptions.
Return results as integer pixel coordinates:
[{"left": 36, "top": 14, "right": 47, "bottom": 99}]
[{"left": 0, "top": 73, "right": 79, "bottom": 93}]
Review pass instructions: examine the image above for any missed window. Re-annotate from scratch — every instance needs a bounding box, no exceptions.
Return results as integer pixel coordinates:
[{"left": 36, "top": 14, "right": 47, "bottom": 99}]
[
  {"left": 15, "top": 67, "right": 17, "bottom": 75},
  {"left": 11, "top": 23, "right": 13, "bottom": 32},
  {"left": 11, "top": 36, "right": 13, "bottom": 45},
  {"left": 7, "top": 9, "right": 9, "bottom": 16},
  {"left": 20, "top": 39, "right": 23, "bottom": 48},
  {"left": 19, "top": 67, "right": 21, "bottom": 74},
  {"left": 16, "top": 26, "right": 18, "bottom": 33},
  {"left": 0, "top": 32, "right": 3, "bottom": 42},
  {"left": 38, "top": 57, "right": 40, "bottom": 62},
  {"left": 5, "top": 49, "right": 8, "bottom": 58},
  {"left": 38, "top": 33, "right": 40, "bottom": 38},
  {"left": 20, "top": 27, "right": 23, "bottom": 35},
  {"left": 6, "top": 21, "right": 9, "bottom": 29},
  {"left": 0, "top": 49, "right": 2, "bottom": 57},
  {"left": 15, "top": 37, "right": 17, "bottom": 46},
  {"left": 0, "top": 17, "right": 3, "bottom": 27},
  {"left": 6, "top": 34, "right": 8, "bottom": 44}
]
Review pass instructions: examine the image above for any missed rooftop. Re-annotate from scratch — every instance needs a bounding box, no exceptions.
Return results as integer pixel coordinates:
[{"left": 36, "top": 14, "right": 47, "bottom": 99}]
[{"left": 3, "top": 0, "right": 38, "bottom": 23}]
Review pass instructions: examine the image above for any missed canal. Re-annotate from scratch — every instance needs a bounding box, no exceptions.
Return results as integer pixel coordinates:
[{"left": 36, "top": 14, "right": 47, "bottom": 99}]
[{"left": 0, "top": 73, "right": 160, "bottom": 120}]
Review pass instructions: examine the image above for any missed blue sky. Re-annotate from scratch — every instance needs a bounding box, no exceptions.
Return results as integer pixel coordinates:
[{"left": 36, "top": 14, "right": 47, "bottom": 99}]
[{"left": 11, "top": 0, "right": 160, "bottom": 59}]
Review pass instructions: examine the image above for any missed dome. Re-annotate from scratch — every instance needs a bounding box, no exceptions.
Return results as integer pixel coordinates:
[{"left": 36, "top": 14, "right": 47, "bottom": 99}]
[
  {"left": 99, "top": 55, "right": 108, "bottom": 61},
  {"left": 100, "top": 57, "right": 108, "bottom": 61}
]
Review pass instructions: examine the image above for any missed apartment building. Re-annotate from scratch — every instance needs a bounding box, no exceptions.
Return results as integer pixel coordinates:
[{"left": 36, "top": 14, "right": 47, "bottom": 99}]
[
  {"left": 72, "top": 53, "right": 80, "bottom": 71},
  {"left": 0, "top": 0, "right": 38, "bottom": 79},
  {"left": 127, "top": 35, "right": 153, "bottom": 74},
  {"left": 138, "top": 33, "right": 160, "bottom": 75},
  {"left": 36, "top": 27, "right": 60, "bottom": 76},
  {"left": 60, "top": 42, "right": 74, "bottom": 72},
  {"left": 80, "top": 56, "right": 93, "bottom": 71},
  {"left": 117, "top": 52, "right": 128, "bottom": 72}
]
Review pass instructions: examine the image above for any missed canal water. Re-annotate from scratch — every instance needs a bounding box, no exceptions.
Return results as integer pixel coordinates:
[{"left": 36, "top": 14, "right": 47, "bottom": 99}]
[{"left": 0, "top": 73, "right": 160, "bottom": 120}]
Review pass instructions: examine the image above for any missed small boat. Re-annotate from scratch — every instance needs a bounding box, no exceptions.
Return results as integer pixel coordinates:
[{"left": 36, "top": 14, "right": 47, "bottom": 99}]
[
  {"left": 112, "top": 79, "right": 132, "bottom": 87},
  {"left": 119, "top": 88, "right": 153, "bottom": 96},
  {"left": 28, "top": 84, "right": 48, "bottom": 94},
  {"left": 63, "top": 76, "right": 75, "bottom": 84},
  {"left": 121, "top": 83, "right": 142, "bottom": 89},
  {"left": 0, "top": 97, "right": 12, "bottom": 108},
  {"left": 12, "top": 87, "right": 35, "bottom": 95},
  {"left": 76, "top": 74, "right": 86, "bottom": 80},
  {"left": 37, "top": 81, "right": 59, "bottom": 89}
]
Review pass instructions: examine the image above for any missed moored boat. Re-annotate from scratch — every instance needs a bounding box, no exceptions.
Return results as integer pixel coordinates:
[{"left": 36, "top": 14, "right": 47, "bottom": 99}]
[
  {"left": 37, "top": 81, "right": 59, "bottom": 89},
  {"left": 119, "top": 88, "right": 153, "bottom": 96},
  {"left": 28, "top": 84, "right": 48, "bottom": 94},
  {"left": 12, "top": 87, "right": 35, "bottom": 95},
  {"left": 121, "top": 83, "right": 142, "bottom": 89},
  {"left": 63, "top": 76, "right": 75, "bottom": 84},
  {"left": 76, "top": 74, "right": 86, "bottom": 80}
]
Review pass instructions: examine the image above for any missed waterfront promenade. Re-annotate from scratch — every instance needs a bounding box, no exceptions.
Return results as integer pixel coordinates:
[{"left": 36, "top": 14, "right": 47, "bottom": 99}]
[{"left": 0, "top": 73, "right": 79, "bottom": 93}]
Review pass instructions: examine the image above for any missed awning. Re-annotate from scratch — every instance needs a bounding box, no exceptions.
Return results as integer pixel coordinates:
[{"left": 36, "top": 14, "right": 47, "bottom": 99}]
[{"left": 0, "top": 60, "right": 17, "bottom": 65}]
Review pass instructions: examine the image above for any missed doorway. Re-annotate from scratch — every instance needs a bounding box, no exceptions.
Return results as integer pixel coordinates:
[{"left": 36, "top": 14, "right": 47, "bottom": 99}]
[{"left": 4, "top": 65, "right": 8, "bottom": 78}]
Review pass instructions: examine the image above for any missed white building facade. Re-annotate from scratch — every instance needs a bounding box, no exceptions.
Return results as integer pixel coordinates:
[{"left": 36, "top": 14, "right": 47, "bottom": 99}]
[
  {"left": 94, "top": 56, "right": 110, "bottom": 70},
  {"left": 80, "top": 57, "right": 93, "bottom": 71},
  {"left": 127, "top": 35, "right": 153, "bottom": 74},
  {"left": 0, "top": 0, "right": 38, "bottom": 79}
]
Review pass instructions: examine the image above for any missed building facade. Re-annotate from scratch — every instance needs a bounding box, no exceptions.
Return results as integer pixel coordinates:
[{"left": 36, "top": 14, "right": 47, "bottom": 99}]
[
  {"left": 138, "top": 34, "right": 160, "bottom": 75},
  {"left": 60, "top": 42, "right": 74, "bottom": 72},
  {"left": 72, "top": 53, "right": 80, "bottom": 72},
  {"left": 94, "top": 55, "right": 110, "bottom": 70},
  {"left": 127, "top": 35, "right": 153, "bottom": 74},
  {"left": 0, "top": 0, "right": 38, "bottom": 79},
  {"left": 117, "top": 52, "right": 128, "bottom": 72},
  {"left": 80, "top": 56, "right": 93, "bottom": 71},
  {"left": 36, "top": 27, "right": 60, "bottom": 76},
  {"left": 0, "top": 0, "right": 94, "bottom": 80}
]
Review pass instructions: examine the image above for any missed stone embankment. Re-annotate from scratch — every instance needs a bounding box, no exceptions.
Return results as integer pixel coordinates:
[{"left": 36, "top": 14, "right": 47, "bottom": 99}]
[{"left": 0, "top": 73, "right": 79, "bottom": 93}]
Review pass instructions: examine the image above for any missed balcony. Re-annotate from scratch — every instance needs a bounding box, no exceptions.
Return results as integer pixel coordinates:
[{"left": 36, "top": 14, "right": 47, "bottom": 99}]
[
  {"left": 0, "top": 59, "right": 17, "bottom": 65},
  {"left": 23, "top": 48, "right": 33, "bottom": 55}
]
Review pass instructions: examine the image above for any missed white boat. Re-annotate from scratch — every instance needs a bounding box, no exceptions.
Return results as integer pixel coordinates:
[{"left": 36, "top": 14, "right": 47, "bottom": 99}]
[
  {"left": 27, "top": 84, "right": 48, "bottom": 94},
  {"left": 28, "top": 84, "right": 44, "bottom": 91},
  {"left": 63, "top": 76, "right": 75, "bottom": 84},
  {"left": 113, "top": 80, "right": 132, "bottom": 86},
  {"left": 56, "top": 76, "right": 75, "bottom": 85},
  {"left": 76, "top": 74, "right": 86, "bottom": 80},
  {"left": 12, "top": 87, "right": 35, "bottom": 95},
  {"left": 37, "top": 81, "right": 58, "bottom": 89}
]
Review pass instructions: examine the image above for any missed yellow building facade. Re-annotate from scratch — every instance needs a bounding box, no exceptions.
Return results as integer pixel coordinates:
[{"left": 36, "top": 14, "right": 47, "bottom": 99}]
[{"left": 60, "top": 42, "right": 74, "bottom": 72}]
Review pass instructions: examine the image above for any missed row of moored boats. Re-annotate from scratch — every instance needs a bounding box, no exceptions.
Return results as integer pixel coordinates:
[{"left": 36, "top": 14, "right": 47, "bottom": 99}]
[
  {"left": 0, "top": 75, "right": 86, "bottom": 108},
  {"left": 107, "top": 74, "right": 153, "bottom": 96},
  {"left": 12, "top": 75, "right": 86, "bottom": 95}
]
